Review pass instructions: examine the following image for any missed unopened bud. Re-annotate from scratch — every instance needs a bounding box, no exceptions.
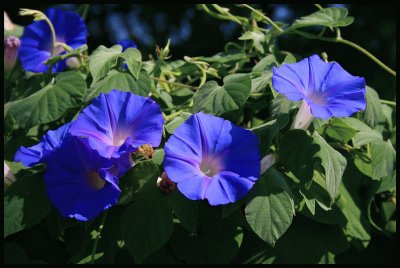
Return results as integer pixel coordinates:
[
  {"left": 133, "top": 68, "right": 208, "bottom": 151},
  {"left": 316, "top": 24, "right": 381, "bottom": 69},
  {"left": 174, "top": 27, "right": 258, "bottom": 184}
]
[
  {"left": 4, "top": 162, "right": 16, "bottom": 190},
  {"left": 134, "top": 144, "right": 154, "bottom": 160},
  {"left": 4, "top": 12, "right": 14, "bottom": 31},
  {"left": 19, "top": 8, "right": 47, "bottom": 21},
  {"left": 4, "top": 36, "right": 20, "bottom": 71},
  {"left": 66, "top": 57, "right": 81, "bottom": 69},
  {"left": 260, "top": 154, "right": 276, "bottom": 175},
  {"left": 157, "top": 172, "right": 175, "bottom": 194}
]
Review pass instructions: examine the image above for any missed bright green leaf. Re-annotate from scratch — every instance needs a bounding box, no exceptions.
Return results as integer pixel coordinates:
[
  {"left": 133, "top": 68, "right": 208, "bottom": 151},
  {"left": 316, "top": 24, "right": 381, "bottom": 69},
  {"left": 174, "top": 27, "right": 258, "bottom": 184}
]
[
  {"left": 89, "top": 45, "right": 123, "bottom": 82},
  {"left": 288, "top": 7, "right": 354, "bottom": 30},
  {"left": 122, "top": 48, "right": 142, "bottom": 79}
]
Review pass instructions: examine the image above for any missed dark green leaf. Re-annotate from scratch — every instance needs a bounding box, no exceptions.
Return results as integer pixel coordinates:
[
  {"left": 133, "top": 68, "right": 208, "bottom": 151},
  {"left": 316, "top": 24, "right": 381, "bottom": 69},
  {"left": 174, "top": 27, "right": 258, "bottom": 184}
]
[
  {"left": 118, "top": 160, "right": 159, "bottom": 205},
  {"left": 245, "top": 168, "right": 295, "bottom": 246},
  {"left": 4, "top": 172, "right": 52, "bottom": 237},
  {"left": 121, "top": 179, "right": 174, "bottom": 263},
  {"left": 170, "top": 190, "right": 199, "bottom": 234},
  {"left": 251, "top": 114, "right": 289, "bottom": 155},
  {"left": 7, "top": 72, "right": 86, "bottom": 129},
  {"left": 270, "top": 94, "right": 298, "bottom": 118},
  {"left": 170, "top": 205, "right": 243, "bottom": 264},
  {"left": 193, "top": 73, "right": 251, "bottom": 115}
]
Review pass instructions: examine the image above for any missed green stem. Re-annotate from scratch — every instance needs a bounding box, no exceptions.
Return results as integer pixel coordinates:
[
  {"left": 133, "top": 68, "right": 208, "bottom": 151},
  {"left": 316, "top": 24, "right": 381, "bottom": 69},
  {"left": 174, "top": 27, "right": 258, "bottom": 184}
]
[
  {"left": 237, "top": 4, "right": 284, "bottom": 33},
  {"left": 81, "top": 4, "right": 90, "bottom": 20},
  {"left": 42, "top": 16, "right": 57, "bottom": 57},
  {"left": 90, "top": 210, "right": 108, "bottom": 264},
  {"left": 150, "top": 76, "right": 199, "bottom": 90},
  {"left": 290, "top": 30, "right": 396, "bottom": 76},
  {"left": 380, "top": 99, "right": 396, "bottom": 106},
  {"left": 163, "top": 105, "right": 192, "bottom": 112}
]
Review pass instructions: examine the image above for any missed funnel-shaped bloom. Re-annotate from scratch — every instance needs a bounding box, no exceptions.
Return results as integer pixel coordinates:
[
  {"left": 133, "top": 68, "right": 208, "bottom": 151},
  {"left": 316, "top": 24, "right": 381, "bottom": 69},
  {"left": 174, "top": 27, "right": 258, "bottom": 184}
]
[
  {"left": 14, "top": 123, "right": 71, "bottom": 167},
  {"left": 272, "top": 54, "right": 366, "bottom": 120},
  {"left": 164, "top": 112, "right": 260, "bottom": 206},
  {"left": 69, "top": 90, "right": 164, "bottom": 160},
  {"left": 18, "top": 8, "right": 87, "bottom": 73},
  {"left": 44, "top": 136, "right": 120, "bottom": 221},
  {"left": 4, "top": 36, "right": 20, "bottom": 71}
]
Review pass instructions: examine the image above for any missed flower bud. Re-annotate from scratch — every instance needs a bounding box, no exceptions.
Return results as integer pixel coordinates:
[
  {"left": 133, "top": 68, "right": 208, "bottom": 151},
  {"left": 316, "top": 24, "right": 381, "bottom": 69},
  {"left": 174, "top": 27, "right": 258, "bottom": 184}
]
[
  {"left": 66, "top": 57, "right": 81, "bottom": 69},
  {"left": 157, "top": 172, "right": 175, "bottom": 194},
  {"left": 4, "top": 12, "right": 14, "bottom": 31},
  {"left": 4, "top": 36, "right": 20, "bottom": 71},
  {"left": 4, "top": 162, "right": 16, "bottom": 191},
  {"left": 260, "top": 154, "right": 276, "bottom": 175}
]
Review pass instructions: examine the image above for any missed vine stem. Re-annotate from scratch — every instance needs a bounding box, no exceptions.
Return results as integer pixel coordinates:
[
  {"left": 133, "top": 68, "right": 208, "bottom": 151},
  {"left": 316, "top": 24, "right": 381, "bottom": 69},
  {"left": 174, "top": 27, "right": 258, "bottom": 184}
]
[
  {"left": 380, "top": 99, "right": 396, "bottom": 106},
  {"left": 90, "top": 210, "right": 108, "bottom": 264},
  {"left": 237, "top": 4, "right": 284, "bottom": 33},
  {"left": 290, "top": 30, "right": 396, "bottom": 76},
  {"left": 150, "top": 76, "right": 199, "bottom": 90}
]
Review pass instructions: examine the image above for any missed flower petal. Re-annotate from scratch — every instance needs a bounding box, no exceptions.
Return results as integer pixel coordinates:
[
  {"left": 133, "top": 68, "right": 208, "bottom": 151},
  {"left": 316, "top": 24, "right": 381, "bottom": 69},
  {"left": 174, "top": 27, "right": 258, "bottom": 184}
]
[{"left": 44, "top": 136, "right": 120, "bottom": 221}]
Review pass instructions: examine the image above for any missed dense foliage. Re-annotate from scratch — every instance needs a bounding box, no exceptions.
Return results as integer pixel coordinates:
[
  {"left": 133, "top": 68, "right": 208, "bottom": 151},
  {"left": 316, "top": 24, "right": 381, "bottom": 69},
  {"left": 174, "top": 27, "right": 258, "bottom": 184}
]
[{"left": 4, "top": 4, "right": 396, "bottom": 264}]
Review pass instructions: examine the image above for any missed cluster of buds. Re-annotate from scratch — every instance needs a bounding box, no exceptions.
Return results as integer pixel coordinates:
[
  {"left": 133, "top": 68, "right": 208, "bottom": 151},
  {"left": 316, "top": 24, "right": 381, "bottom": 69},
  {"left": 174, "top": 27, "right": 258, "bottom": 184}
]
[
  {"left": 133, "top": 144, "right": 154, "bottom": 160},
  {"left": 157, "top": 172, "right": 175, "bottom": 194}
]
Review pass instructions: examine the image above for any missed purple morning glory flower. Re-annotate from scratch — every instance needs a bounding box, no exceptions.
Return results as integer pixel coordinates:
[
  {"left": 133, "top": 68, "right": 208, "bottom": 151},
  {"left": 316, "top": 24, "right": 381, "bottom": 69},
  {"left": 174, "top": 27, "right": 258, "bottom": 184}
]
[
  {"left": 18, "top": 8, "right": 87, "bottom": 73},
  {"left": 69, "top": 89, "right": 164, "bottom": 160},
  {"left": 272, "top": 54, "right": 366, "bottom": 120},
  {"left": 44, "top": 136, "right": 121, "bottom": 221},
  {"left": 117, "top": 39, "right": 137, "bottom": 51},
  {"left": 164, "top": 112, "right": 261, "bottom": 206},
  {"left": 14, "top": 123, "right": 71, "bottom": 167}
]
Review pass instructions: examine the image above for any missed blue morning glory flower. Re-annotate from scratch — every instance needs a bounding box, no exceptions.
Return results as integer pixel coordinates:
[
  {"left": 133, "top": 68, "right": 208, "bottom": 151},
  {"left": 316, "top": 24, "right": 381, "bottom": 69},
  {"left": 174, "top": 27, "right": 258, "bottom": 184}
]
[
  {"left": 164, "top": 112, "right": 260, "bottom": 206},
  {"left": 14, "top": 123, "right": 71, "bottom": 167},
  {"left": 44, "top": 136, "right": 121, "bottom": 221},
  {"left": 272, "top": 54, "right": 366, "bottom": 120},
  {"left": 18, "top": 8, "right": 87, "bottom": 73},
  {"left": 117, "top": 39, "right": 137, "bottom": 51},
  {"left": 69, "top": 89, "right": 164, "bottom": 160}
]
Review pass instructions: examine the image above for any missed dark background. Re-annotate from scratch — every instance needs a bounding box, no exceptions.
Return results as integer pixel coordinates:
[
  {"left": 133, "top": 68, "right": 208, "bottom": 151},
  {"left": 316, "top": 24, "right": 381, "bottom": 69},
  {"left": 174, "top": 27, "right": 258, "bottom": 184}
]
[{"left": 5, "top": 4, "right": 396, "bottom": 100}]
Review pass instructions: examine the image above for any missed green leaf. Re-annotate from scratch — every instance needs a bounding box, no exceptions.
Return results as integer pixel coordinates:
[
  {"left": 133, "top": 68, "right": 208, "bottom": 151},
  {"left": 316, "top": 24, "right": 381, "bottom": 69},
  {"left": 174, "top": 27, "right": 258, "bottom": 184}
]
[
  {"left": 377, "top": 171, "right": 396, "bottom": 193},
  {"left": 239, "top": 30, "right": 266, "bottom": 53},
  {"left": 322, "top": 118, "right": 358, "bottom": 143},
  {"left": 245, "top": 168, "right": 295, "bottom": 246},
  {"left": 7, "top": 72, "right": 86, "bottom": 129},
  {"left": 164, "top": 112, "right": 192, "bottom": 134},
  {"left": 4, "top": 243, "right": 29, "bottom": 264},
  {"left": 193, "top": 73, "right": 251, "bottom": 115},
  {"left": 312, "top": 132, "right": 347, "bottom": 201},
  {"left": 170, "top": 190, "right": 199, "bottom": 234},
  {"left": 89, "top": 45, "right": 123, "bottom": 82},
  {"left": 280, "top": 129, "right": 318, "bottom": 188},
  {"left": 85, "top": 71, "right": 136, "bottom": 101},
  {"left": 169, "top": 205, "right": 243, "bottom": 264},
  {"left": 353, "top": 129, "right": 383, "bottom": 148},
  {"left": 280, "top": 130, "right": 347, "bottom": 202},
  {"left": 270, "top": 94, "right": 298, "bottom": 118},
  {"left": 118, "top": 160, "right": 159, "bottom": 205},
  {"left": 152, "top": 149, "right": 165, "bottom": 166},
  {"left": 371, "top": 140, "right": 396, "bottom": 181},
  {"left": 121, "top": 178, "right": 174, "bottom": 263},
  {"left": 337, "top": 183, "right": 371, "bottom": 249},
  {"left": 251, "top": 114, "right": 289, "bottom": 155},
  {"left": 288, "top": 7, "right": 354, "bottom": 30},
  {"left": 4, "top": 172, "right": 52, "bottom": 237},
  {"left": 122, "top": 48, "right": 142, "bottom": 79},
  {"left": 252, "top": 54, "right": 277, "bottom": 73},
  {"left": 363, "top": 86, "right": 385, "bottom": 127}
]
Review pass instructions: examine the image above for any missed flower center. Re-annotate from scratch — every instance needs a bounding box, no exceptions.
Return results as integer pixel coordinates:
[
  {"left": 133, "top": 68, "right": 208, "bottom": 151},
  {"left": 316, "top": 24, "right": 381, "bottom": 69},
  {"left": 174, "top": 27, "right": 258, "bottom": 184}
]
[
  {"left": 200, "top": 156, "right": 222, "bottom": 177},
  {"left": 112, "top": 131, "right": 129, "bottom": 146},
  {"left": 309, "top": 91, "right": 326, "bottom": 105},
  {"left": 86, "top": 170, "right": 106, "bottom": 190}
]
